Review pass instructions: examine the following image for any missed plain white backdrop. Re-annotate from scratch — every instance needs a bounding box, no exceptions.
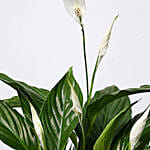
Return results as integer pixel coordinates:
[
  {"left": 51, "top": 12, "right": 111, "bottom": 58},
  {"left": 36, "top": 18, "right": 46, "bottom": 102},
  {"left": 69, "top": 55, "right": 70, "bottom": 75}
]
[{"left": 0, "top": 0, "right": 150, "bottom": 149}]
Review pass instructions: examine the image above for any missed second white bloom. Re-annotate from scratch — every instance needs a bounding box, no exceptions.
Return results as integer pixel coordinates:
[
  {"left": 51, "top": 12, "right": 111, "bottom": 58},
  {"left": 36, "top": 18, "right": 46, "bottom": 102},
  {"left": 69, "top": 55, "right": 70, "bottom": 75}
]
[
  {"left": 67, "top": 80, "right": 82, "bottom": 116},
  {"left": 98, "top": 15, "right": 118, "bottom": 66},
  {"left": 129, "top": 107, "right": 150, "bottom": 150}
]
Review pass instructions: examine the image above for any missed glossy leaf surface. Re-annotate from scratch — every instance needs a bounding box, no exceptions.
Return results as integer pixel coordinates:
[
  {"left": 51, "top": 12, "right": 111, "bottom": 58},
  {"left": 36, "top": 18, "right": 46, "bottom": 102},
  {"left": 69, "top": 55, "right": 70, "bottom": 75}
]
[
  {"left": 85, "top": 85, "right": 131, "bottom": 149},
  {"left": 93, "top": 102, "right": 137, "bottom": 150},
  {"left": 86, "top": 85, "right": 150, "bottom": 138},
  {"left": 40, "top": 69, "right": 83, "bottom": 150},
  {"left": 111, "top": 112, "right": 142, "bottom": 150}
]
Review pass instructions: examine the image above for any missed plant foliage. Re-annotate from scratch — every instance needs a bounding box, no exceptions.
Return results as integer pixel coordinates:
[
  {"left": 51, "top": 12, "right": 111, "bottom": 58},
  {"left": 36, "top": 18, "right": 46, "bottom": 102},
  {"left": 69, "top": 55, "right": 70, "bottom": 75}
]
[{"left": 0, "top": 0, "right": 149, "bottom": 150}]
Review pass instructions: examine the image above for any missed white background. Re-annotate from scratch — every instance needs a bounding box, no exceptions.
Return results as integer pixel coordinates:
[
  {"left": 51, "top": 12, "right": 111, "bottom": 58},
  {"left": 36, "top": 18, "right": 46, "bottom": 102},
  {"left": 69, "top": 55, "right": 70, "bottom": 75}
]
[{"left": 0, "top": 0, "right": 150, "bottom": 149}]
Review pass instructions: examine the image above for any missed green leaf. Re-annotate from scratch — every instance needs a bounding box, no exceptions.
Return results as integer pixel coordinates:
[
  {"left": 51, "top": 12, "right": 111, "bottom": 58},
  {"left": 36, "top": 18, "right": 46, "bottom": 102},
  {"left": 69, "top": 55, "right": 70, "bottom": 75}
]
[
  {"left": 86, "top": 85, "right": 150, "bottom": 140},
  {"left": 0, "top": 102, "right": 39, "bottom": 150},
  {"left": 85, "top": 85, "right": 131, "bottom": 150},
  {"left": 110, "top": 112, "right": 143, "bottom": 150},
  {"left": 40, "top": 69, "right": 83, "bottom": 150},
  {"left": 110, "top": 109, "right": 150, "bottom": 150},
  {"left": 30, "top": 102, "right": 45, "bottom": 149},
  {"left": 1, "top": 96, "right": 20, "bottom": 107},
  {"left": 0, "top": 73, "right": 49, "bottom": 121},
  {"left": 93, "top": 102, "right": 137, "bottom": 150},
  {"left": 70, "top": 131, "right": 78, "bottom": 149}
]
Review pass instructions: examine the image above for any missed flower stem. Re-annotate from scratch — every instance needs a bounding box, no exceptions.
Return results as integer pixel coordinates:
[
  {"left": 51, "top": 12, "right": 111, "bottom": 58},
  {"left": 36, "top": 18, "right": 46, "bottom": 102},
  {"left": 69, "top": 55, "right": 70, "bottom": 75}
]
[
  {"left": 87, "top": 56, "right": 102, "bottom": 105},
  {"left": 79, "top": 17, "right": 89, "bottom": 100},
  {"left": 78, "top": 115, "right": 86, "bottom": 150},
  {"left": 81, "top": 122, "right": 86, "bottom": 150},
  {"left": 78, "top": 16, "right": 88, "bottom": 150}
]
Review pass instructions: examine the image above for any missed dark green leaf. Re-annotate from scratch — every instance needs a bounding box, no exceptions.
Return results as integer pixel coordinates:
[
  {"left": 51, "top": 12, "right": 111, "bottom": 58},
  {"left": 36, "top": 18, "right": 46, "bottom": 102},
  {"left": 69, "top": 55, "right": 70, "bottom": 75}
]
[
  {"left": 1, "top": 96, "right": 20, "bottom": 107},
  {"left": 0, "top": 102, "right": 39, "bottom": 150},
  {"left": 110, "top": 112, "right": 143, "bottom": 150},
  {"left": 86, "top": 85, "right": 150, "bottom": 141},
  {"left": 85, "top": 85, "right": 131, "bottom": 149},
  {"left": 70, "top": 131, "right": 78, "bottom": 149},
  {"left": 93, "top": 102, "right": 137, "bottom": 150},
  {"left": 111, "top": 109, "right": 150, "bottom": 150},
  {"left": 40, "top": 69, "right": 83, "bottom": 150}
]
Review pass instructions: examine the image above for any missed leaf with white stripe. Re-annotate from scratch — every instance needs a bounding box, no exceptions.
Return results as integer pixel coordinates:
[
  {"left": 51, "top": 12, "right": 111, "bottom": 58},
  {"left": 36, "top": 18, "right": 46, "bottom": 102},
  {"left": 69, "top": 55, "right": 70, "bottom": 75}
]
[
  {"left": 0, "top": 73, "right": 49, "bottom": 122},
  {"left": 40, "top": 70, "right": 83, "bottom": 150},
  {"left": 0, "top": 102, "right": 39, "bottom": 150}
]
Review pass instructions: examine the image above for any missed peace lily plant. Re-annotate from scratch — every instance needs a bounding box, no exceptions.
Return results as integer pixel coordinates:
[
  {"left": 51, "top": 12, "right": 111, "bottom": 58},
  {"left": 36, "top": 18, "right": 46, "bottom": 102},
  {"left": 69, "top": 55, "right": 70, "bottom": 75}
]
[{"left": 0, "top": 0, "right": 149, "bottom": 150}]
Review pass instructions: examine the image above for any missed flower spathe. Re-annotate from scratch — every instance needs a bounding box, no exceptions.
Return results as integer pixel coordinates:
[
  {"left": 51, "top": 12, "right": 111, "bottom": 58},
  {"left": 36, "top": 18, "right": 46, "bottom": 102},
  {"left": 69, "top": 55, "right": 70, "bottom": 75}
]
[
  {"left": 129, "top": 107, "right": 150, "bottom": 150},
  {"left": 30, "top": 103, "right": 44, "bottom": 148},
  {"left": 67, "top": 79, "right": 82, "bottom": 116},
  {"left": 63, "top": 0, "right": 86, "bottom": 23},
  {"left": 71, "top": 85, "right": 82, "bottom": 115},
  {"left": 98, "top": 15, "right": 118, "bottom": 66}
]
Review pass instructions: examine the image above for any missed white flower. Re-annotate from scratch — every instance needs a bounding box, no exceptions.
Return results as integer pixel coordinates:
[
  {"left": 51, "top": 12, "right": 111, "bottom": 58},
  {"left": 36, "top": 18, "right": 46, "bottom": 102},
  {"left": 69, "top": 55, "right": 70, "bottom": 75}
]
[
  {"left": 63, "top": 0, "right": 86, "bottom": 23},
  {"left": 129, "top": 107, "right": 150, "bottom": 150},
  {"left": 67, "top": 80, "right": 82, "bottom": 116},
  {"left": 30, "top": 103, "right": 44, "bottom": 148},
  {"left": 98, "top": 15, "right": 118, "bottom": 65},
  {"left": 71, "top": 86, "right": 82, "bottom": 115}
]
